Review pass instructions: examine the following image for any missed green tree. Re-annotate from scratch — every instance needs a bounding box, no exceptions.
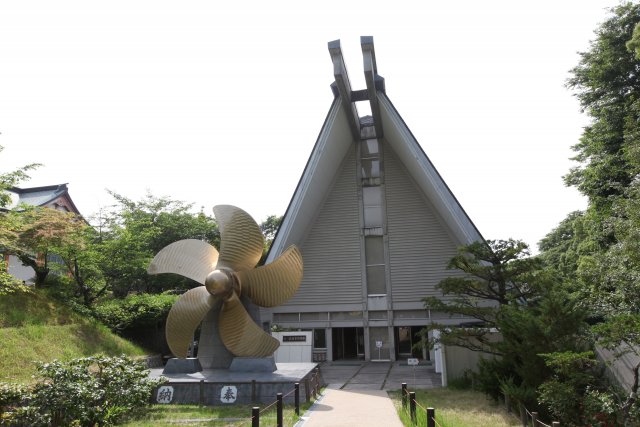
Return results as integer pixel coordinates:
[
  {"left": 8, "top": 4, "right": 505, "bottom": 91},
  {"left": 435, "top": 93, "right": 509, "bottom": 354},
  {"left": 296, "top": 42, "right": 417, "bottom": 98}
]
[
  {"left": 0, "top": 206, "right": 86, "bottom": 287},
  {"left": 0, "top": 145, "right": 41, "bottom": 209},
  {"left": 565, "top": 2, "right": 640, "bottom": 212},
  {"left": 538, "top": 4, "right": 640, "bottom": 423},
  {"left": 95, "top": 191, "right": 220, "bottom": 296},
  {"left": 422, "top": 240, "right": 587, "bottom": 406}
]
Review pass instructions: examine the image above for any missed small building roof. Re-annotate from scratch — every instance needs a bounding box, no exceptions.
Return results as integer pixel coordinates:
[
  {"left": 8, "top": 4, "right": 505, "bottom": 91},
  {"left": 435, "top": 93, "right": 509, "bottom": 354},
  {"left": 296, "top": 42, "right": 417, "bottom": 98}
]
[{"left": 6, "top": 183, "right": 82, "bottom": 215}]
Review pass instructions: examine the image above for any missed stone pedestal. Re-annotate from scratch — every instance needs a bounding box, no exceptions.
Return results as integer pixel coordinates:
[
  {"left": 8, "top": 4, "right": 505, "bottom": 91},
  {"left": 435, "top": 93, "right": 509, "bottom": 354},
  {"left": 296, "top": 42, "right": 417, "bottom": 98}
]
[
  {"left": 229, "top": 357, "right": 277, "bottom": 372},
  {"left": 163, "top": 358, "right": 202, "bottom": 374}
]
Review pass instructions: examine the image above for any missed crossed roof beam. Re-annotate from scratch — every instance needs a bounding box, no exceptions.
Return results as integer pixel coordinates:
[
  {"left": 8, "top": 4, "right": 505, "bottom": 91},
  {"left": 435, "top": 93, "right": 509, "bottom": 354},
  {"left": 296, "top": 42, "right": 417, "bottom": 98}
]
[{"left": 328, "top": 36, "right": 385, "bottom": 140}]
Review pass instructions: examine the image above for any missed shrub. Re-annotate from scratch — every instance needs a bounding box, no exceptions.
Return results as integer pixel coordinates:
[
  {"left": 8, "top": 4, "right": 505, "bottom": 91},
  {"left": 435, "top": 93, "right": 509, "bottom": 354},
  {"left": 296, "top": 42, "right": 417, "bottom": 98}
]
[
  {"left": 94, "top": 293, "right": 177, "bottom": 333},
  {"left": 0, "top": 382, "right": 28, "bottom": 418},
  {"left": 3, "top": 355, "right": 163, "bottom": 426}
]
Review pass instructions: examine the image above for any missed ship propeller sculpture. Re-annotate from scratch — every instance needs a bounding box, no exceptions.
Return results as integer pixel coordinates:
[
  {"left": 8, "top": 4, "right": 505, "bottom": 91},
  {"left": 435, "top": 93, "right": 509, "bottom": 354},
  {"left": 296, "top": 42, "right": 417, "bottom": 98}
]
[{"left": 148, "top": 205, "right": 303, "bottom": 358}]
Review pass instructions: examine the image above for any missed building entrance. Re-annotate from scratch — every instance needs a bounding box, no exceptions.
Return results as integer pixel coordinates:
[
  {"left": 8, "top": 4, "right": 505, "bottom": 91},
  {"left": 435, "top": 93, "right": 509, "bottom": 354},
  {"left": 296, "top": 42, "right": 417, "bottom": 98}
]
[
  {"left": 394, "top": 326, "right": 428, "bottom": 360},
  {"left": 332, "top": 327, "right": 365, "bottom": 360}
]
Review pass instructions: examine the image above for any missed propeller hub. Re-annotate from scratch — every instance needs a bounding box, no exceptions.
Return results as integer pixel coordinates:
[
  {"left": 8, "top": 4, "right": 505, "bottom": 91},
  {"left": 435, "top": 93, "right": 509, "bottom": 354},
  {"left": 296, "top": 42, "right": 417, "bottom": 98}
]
[{"left": 205, "top": 269, "right": 240, "bottom": 298}]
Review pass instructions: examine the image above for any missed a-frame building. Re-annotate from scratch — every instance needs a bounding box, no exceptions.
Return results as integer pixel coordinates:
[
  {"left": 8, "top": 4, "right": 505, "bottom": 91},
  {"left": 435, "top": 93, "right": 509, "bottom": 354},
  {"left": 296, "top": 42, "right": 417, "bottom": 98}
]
[{"left": 265, "top": 38, "right": 483, "bottom": 363}]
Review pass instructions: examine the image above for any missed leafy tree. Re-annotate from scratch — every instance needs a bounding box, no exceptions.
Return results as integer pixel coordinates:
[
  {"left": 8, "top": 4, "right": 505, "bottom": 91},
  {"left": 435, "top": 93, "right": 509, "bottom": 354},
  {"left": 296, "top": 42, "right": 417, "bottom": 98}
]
[
  {"left": 422, "top": 239, "right": 546, "bottom": 354},
  {"left": 95, "top": 192, "right": 220, "bottom": 296},
  {"left": 565, "top": 2, "right": 640, "bottom": 213},
  {"left": 538, "top": 4, "right": 640, "bottom": 423},
  {"left": 422, "top": 240, "right": 588, "bottom": 407},
  {"left": 0, "top": 206, "right": 85, "bottom": 287},
  {"left": 0, "top": 145, "right": 41, "bottom": 209},
  {"left": 538, "top": 351, "right": 616, "bottom": 427},
  {"left": 259, "top": 214, "right": 282, "bottom": 263},
  {"left": 260, "top": 214, "right": 282, "bottom": 244}
]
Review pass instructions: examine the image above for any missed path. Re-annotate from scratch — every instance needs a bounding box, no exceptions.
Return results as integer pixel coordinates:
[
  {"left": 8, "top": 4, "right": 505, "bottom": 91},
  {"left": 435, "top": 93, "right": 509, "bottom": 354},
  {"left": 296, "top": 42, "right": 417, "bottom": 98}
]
[{"left": 296, "top": 361, "right": 441, "bottom": 426}]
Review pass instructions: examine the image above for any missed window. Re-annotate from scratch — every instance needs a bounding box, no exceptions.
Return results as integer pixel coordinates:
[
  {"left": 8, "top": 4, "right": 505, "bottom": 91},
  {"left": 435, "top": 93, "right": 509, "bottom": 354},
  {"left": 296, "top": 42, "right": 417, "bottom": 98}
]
[
  {"left": 313, "top": 329, "right": 326, "bottom": 349},
  {"left": 365, "top": 236, "right": 386, "bottom": 294},
  {"left": 362, "top": 139, "right": 379, "bottom": 157}
]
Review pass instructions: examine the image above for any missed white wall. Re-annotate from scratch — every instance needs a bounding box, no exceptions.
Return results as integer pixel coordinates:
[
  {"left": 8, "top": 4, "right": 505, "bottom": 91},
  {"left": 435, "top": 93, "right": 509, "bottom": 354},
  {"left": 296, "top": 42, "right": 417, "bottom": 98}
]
[{"left": 272, "top": 331, "right": 312, "bottom": 363}]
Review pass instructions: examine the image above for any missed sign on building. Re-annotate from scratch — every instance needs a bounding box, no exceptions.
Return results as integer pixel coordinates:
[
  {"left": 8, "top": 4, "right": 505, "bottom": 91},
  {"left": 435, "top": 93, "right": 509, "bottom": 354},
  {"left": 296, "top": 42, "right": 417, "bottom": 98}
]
[
  {"left": 156, "top": 386, "right": 174, "bottom": 404},
  {"left": 220, "top": 385, "right": 238, "bottom": 403}
]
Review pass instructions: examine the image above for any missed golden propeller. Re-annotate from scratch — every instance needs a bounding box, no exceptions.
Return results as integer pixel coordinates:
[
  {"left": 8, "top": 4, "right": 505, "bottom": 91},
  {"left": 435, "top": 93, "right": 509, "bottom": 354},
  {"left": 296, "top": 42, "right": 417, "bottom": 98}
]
[{"left": 148, "top": 205, "right": 303, "bottom": 359}]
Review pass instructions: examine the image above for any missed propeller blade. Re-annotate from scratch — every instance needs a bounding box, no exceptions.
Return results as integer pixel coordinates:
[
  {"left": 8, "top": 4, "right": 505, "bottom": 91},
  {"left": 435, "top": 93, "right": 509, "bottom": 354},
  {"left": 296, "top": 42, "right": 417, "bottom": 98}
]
[
  {"left": 219, "top": 293, "right": 279, "bottom": 357},
  {"left": 213, "top": 205, "right": 264, "bottom": 272},
  {"left": 166, "top": 286, "right": 218, "bottom": 358},
  {"left": 148, "top": 239, "right": 219, "bottom": 285},
  {"left": 238, "top": 245, "right": 303, "bottom": 307}
]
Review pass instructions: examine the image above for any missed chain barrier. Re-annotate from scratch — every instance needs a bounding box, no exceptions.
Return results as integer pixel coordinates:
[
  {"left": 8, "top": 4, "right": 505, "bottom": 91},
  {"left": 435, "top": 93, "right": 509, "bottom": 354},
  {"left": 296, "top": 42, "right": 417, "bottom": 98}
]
[
  {"left": 239, "top": 368, "right": 320, "bottom": 426},
  {"left": 501, "top": 391, "right": 558, "bottom": 427}
]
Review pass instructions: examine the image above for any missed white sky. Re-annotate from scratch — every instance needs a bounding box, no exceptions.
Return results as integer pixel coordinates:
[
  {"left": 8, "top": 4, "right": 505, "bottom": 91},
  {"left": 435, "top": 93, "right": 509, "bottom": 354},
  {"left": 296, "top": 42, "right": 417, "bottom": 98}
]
[{"left": 0, "top": 1, "right": 618, "bottom": 251}]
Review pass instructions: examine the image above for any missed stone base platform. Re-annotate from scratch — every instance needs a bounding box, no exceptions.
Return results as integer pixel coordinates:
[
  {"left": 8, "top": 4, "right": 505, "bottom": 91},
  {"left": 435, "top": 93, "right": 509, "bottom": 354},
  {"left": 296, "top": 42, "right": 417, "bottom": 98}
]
[{"left": 149, "top": 363, "right": 322, "bottom": 405}]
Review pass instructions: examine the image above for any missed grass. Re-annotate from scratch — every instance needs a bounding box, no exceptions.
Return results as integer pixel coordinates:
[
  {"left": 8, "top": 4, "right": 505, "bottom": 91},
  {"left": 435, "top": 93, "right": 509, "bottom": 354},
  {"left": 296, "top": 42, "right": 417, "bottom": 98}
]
[
  {"left": 123, "top": 400, "right": 315, "bottom": 426},
  {"left": 390, "top": 388, "right": 520, "bottom": 427},
  {"left": 0, "top": 289, "right": 146, "bottom": 383}
]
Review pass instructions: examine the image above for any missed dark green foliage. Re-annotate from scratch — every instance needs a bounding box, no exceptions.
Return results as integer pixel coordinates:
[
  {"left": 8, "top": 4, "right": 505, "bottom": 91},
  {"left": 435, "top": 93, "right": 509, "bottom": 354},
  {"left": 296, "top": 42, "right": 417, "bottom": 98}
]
[
  {"left": 422, "top": 239, "right": 588, "bottom": 416},
  {"left": 93, "top": 191, "right": 220, "bottom": 297},
  {"left": 538, "top": 351, "right": 616, "bottom": 427},
  {"left": 93, "top": 294, "right": 177, "bottom": 354},
  {"left": 565, "top": 2, "right": 640, "bottom": 210},
  {"left": 2, "top": 355, "right": 162, "bottom": 426},
  {"left": 94, "top": 293, "right": 177, "bottom": 333}
]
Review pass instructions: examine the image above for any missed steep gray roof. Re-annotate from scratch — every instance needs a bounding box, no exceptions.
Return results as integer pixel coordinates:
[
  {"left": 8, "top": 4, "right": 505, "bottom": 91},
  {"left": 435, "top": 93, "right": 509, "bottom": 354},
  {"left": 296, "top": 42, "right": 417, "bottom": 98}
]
[{"left": 266, "top": 37, "right": 483, "bottom": 263}]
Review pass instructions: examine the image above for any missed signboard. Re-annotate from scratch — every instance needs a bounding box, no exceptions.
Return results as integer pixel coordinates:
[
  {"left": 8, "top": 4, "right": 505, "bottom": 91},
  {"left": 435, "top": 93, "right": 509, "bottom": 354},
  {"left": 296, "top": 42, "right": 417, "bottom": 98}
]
[
  {"left": 375, "top": 341, "right": 383, "bottom": 348},
  {"left": 407, "top": 358, "right": 419, "bottom": 366},
  {"left": 283, "top": 335, "right": 307, "bottom": 342},
  {"left": 220, "top": 385, "right": 238, "bottom": 403},
  {"left": 156, "top": 386, "right": 174, "bottom": 404}
]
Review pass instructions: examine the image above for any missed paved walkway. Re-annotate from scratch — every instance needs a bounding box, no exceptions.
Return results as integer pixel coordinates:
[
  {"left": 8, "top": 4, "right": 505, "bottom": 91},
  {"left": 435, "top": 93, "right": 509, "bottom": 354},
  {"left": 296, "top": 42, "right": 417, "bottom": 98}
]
[
  {"left": 296, "top": 361, "right": 441, "bottom": 426},
  {"left": 300, "top": 388, "right": 403, "bottom": 427}
]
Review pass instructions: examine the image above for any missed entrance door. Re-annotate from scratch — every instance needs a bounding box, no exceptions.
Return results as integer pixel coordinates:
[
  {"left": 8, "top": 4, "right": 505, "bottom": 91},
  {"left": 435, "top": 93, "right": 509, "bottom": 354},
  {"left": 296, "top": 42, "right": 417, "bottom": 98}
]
[
  {"left": 394, "top": 326, "right": 428, "bottom": 360},
  {"left": 332, "top": 328, "right": 364, "bottom": 360},
  {"left": 397, "top": 326, "right": 413, "bottom": 356}
]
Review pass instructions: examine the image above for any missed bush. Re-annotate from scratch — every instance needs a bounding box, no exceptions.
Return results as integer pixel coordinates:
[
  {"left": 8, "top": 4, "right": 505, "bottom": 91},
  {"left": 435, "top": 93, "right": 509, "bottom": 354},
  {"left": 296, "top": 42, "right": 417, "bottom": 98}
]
[
  {"left": 3, "top": 355, "right": 163, "bottom": 426},
  {"left": 0, "top": 382, "right": 28, "bottom": 418},
  {"left": 94, "top": 293, "right": 177, "bottom": 333},
  {"left": 0, "top": 260, "right": 30, "bottom": 296}
]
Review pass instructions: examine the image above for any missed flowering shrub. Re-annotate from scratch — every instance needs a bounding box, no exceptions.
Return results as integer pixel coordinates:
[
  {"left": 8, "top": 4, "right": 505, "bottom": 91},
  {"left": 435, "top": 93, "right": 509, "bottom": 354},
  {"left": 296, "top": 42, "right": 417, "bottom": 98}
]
[{"left": 1, "top": 355, "right": 163, "bottom": 426}]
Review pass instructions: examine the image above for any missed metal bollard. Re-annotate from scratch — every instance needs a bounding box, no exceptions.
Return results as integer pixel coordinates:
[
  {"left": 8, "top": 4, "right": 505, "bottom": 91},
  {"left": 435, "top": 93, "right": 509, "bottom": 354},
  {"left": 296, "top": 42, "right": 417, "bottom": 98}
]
[
  {"left": 409, "top": 391, "right": 416, "bottom": 424},
  {"left": 294, "top": 382, "right": 300, "bottom": 416},
  {"left": 252, "top": 406, "right": 259, "bottom": 427},
  {"left": 277, "top": 393, "right": 283, "bottom": 427},
  {"left": 401, "top": 383, "right": 407, "bottom": 409},
  {"left": 427, "top": 407, "right": 435, "bottom": 427}
]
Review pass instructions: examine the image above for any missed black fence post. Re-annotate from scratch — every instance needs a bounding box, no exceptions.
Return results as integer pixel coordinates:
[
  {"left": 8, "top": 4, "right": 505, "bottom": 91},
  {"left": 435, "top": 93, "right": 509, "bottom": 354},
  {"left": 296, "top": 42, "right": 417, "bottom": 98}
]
[
  {"left": 409, "top": 391, "right": 416, "bottom": 424},
  {"left": 199, "top": 380, "right": 204, "bottom": 406},
  {"left": 251, "top": 379, "right": 257, "bottom": 402},
  {"left": 401, "top": 383, "right": 407, "bottom": 409},
  {"left": 252, "top": 406, "right": 259, "bottom": 427},
  {"left": 427, "top": 407, "right": 435, "bottom": 427},
  {"left": 294, "top": 382, "right": 300, "bottom": 416},
  {"left": 277, "top": 392, "right": 283, "bottom": 427}
]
